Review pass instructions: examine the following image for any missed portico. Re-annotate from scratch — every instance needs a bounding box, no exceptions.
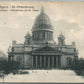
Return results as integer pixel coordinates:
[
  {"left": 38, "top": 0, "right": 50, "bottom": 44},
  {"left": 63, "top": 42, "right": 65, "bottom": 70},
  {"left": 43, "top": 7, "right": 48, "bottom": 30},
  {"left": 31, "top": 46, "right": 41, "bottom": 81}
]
[
  {"left": 31, "top": 46, "right": 61, "bottom": 69},
  {"left": 32, "top": 55, "right": 61, "bottom": 69}
]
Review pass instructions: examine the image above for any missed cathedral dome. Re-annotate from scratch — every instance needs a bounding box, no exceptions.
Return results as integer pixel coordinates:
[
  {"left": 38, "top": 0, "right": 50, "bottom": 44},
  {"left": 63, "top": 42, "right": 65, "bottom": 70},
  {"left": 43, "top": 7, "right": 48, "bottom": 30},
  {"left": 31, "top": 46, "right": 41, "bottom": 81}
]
[
  {"left": 32, "top": 7, "right": 53, "bottom": 32},
  {"left": 32, "top": 7, "right": 54, "bottom": 45}
]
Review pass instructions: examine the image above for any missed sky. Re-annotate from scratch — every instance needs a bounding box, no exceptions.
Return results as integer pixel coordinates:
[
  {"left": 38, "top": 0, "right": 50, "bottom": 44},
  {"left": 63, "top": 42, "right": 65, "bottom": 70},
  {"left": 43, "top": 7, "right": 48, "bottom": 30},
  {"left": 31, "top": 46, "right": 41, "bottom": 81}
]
[{"left": 0, "top": 1, "right": 84, "bottom": 58}]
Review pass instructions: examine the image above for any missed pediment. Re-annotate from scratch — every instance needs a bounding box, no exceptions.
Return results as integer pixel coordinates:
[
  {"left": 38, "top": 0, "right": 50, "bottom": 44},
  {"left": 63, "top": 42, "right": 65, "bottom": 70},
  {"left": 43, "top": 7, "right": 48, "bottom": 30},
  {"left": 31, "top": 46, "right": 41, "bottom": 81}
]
[{"left": 32, "top": 46, "right": 61, "bottom": 53}]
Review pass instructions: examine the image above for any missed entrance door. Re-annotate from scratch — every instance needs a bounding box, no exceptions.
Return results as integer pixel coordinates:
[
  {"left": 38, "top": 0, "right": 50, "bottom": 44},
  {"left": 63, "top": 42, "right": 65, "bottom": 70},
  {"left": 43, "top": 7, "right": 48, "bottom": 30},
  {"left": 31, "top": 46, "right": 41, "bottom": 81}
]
[
  {"left": 54, "top": 56, "right": 56, "bottom": 68},
  {"left": 37, "top": 56, "right": 40, "bottom": 68},
  {"left": 50, "top": 56, "right": 52, "bottom": 68},
  {"left": 42, "top": 56, "right": 44, "bottom": 68},
  {"left": 46, "top": 56, "right": 48, "bottom": 68},
  {"left": 33, "top": 56, "right": 36, "bottom": 68}
]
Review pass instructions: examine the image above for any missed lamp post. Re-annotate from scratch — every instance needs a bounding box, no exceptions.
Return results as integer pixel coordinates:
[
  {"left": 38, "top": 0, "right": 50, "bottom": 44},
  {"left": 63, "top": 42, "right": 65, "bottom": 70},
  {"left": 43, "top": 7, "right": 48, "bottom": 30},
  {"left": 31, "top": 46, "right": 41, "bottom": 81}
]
[
  {"left": 12, "top": 47, "right": 14, "bottom": 67},
  {"left": 2, "top": 72, "right": 4, "bottom": 83}
]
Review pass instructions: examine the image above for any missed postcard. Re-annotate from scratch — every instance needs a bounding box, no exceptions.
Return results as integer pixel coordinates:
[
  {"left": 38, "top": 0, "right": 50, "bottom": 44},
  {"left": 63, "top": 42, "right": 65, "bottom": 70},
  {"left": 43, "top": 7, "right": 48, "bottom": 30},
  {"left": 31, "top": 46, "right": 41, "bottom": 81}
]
[{"left": 0, "top": 1, "right": 83, "bottom": 83}]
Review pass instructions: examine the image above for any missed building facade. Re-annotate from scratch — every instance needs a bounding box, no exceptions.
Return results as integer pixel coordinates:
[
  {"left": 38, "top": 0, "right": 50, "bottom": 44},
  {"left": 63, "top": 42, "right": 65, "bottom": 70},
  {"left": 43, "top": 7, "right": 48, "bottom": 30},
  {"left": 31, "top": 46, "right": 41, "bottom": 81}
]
[{"left": 8, "top": 8, "right": 78, "bottom": 69}]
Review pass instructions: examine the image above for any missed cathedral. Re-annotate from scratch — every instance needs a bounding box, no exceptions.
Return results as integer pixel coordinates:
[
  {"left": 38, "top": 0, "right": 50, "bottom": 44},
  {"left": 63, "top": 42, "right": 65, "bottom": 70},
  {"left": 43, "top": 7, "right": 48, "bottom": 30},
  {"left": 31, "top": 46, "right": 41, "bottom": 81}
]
[{"left": 8, "top": 8, "right": 78, "bottom": 69}]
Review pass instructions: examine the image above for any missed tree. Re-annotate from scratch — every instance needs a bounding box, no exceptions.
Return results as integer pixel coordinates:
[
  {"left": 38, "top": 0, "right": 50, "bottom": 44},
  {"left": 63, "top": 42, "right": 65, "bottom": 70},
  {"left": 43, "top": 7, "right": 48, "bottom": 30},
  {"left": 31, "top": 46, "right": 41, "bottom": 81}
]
[
  {"left": 70, "top": 58, "right": 84, "bottom": 75},
  {"left": 4, "top": 60, "right": 20, "bottom": 74},
  {"left": 0, "top": 58, "right": 20, "bottom": 74}
]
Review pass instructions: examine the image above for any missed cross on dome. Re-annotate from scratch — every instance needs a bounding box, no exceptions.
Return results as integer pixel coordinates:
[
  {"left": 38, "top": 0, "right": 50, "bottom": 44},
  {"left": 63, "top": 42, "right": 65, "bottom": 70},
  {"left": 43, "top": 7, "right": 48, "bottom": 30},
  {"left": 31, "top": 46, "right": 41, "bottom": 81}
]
[
  {"left": 41, "top": 6, "right": 44, "bottom": 13},
  {"left": 60, "top": 32, "right": 63, "bottom": 36}
]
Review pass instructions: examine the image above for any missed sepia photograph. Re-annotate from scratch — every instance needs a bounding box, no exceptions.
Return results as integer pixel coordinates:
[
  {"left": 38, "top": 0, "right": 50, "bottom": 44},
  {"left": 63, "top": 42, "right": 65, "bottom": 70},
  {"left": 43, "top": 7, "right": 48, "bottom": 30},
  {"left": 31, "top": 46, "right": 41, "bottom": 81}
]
[{"left": 0, "top": 1, "right": 83, "bottom": 83}]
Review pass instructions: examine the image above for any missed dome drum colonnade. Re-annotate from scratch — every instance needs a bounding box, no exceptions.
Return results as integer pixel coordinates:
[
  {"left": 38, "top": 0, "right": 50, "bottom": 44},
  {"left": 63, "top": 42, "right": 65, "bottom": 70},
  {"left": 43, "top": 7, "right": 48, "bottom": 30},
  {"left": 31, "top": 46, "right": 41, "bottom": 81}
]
[{"left": 32, "top": 31, "right": 53, "bottom": 41}]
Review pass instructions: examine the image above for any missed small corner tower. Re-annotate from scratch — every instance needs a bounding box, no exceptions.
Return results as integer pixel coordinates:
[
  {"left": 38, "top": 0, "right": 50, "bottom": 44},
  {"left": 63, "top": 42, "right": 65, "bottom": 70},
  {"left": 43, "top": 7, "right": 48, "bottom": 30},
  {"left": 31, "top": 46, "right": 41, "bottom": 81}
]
[
  {"left": 58, "top": 32, "right": 65, "bottom": 46},
  {"left": 24, "top": 31, "right": 31, "bottom": 45}
]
